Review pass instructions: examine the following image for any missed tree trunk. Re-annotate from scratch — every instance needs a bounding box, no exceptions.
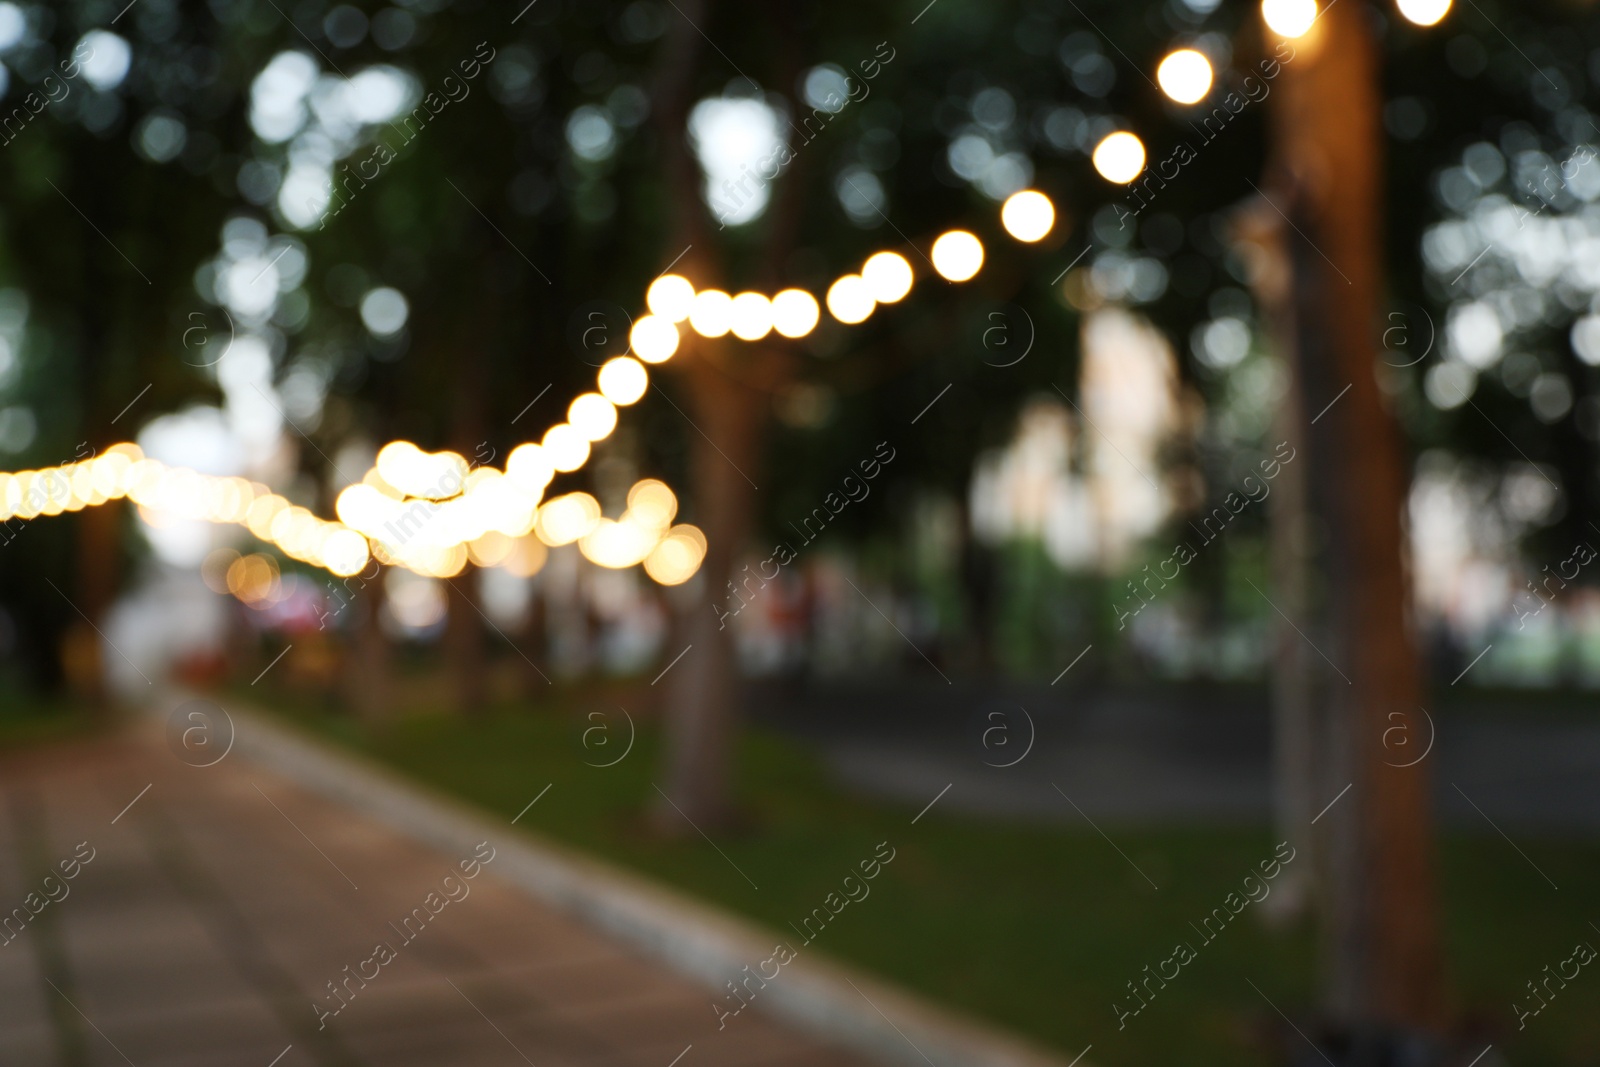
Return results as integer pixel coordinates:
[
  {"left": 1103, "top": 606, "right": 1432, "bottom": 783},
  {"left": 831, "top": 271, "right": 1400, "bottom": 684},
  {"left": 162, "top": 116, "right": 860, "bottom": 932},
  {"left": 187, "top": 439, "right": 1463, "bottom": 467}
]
[
  {"left": 70, "top": 498, "right": 121, "bottom": 709},
  {"left": 1269, "top": 1, "right": 1447, "bottom": 1039},
  {"left": 655, "top": 344, "right": 764, "bottom": 829},
  {"left": 517, "top": 582, "right": 549, "bottom": 697},
  {"left": 1234, "top": 198, "right": 1319, "bottom": 926},
  {"left": 445, "top": 571, "right": 488, "bottom": 714},
  {"left": 346, "top": 565, "right": 392, "bottom": 726}
]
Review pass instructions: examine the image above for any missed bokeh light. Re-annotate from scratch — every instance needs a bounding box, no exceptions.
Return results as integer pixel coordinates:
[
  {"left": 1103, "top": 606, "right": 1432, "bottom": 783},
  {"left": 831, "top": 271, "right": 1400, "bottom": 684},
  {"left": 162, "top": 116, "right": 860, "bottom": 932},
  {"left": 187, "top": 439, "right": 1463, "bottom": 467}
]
[
  {"left": 729, "top": 291, "right": 774, "bottom": 341},
  {"left": 689, "top": 288, "right": 733, "bottom": 338},
  {"left": 1396, "top": 0, "right": 1449, "bottom": 25},
  {"left": 862, "top": 252, "right": 914, "bottom": 303},
  {"left": 1156, "top": 49, "right": 1215, "bottom": 105},
  {"left": 226, "top": 553, "right": 281, "bottom": 606},
  {"left": 629, "top": 315, "right": 680, "bottom": 364},
  {"left": 1000, "top": 191, "right": 1056, "bottom": 243},
  {"left": 578, "top": 518, "right": 658, "bottom": 568},
  {"left": 646, "top": 274, "right": 696, "bottom": 322},
  {"left": 505, "top": 443, "right": 555, "bottom": 496},
  {"left": 1092, "top": 132, "right": 1146, "bottom": 184},
  {"left": 931, "top": 231, "right": 985, "bottom": 282},
  {"left": 376, "top": 441, "right": 467, "bottom": 500},
  {"left": 541, "top": 424, "right": 591, "bottom": 472},
  {"left": 643, "top": 524, "right": 707, "bottom": 585},
  {"left": 626, "top": 479, "right": 678, "bottom": 529},
  {"left": 568, "top": 393, "right": 618, "bottom": 442},
  {"left": 322, "top": 528, "right": 371, "bottom": 577},
  {"left": 826, "top": 275, "right": 876, "bottom": 324},
  {"left": 598, "top": 356, "right": 649, "bottom": 405},
  {"left": 1261, "top": 0, "right": 1318, "bottom": 38},
  {"left": 771, "top": 289, "right": 821, "bottom": 338},
  {"left": 535, "top": 491, "right": 602, "bottom": 546}
]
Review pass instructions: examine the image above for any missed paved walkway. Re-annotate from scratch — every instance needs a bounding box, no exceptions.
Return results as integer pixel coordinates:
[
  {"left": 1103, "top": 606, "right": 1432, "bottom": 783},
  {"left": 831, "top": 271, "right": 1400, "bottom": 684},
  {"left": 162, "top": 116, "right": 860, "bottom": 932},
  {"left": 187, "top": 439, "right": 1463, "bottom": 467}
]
[{"left": 0, "top": 727, "right": 874, "bottom": 1067}]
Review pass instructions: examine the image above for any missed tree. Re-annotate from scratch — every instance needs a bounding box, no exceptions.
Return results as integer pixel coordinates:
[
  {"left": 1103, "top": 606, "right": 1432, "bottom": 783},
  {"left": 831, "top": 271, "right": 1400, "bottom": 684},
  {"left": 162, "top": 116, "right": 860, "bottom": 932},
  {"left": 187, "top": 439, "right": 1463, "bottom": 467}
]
[{"left": 1267, "top": 0, "right": 1446, "bottom": 1044}]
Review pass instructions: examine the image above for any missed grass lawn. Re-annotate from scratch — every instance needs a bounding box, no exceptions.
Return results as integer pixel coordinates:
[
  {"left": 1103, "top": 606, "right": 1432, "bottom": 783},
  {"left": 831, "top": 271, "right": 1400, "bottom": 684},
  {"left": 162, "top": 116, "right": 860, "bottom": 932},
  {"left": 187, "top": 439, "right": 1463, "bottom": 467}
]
[
  {"left": 245, "top": 687, "right": 1597, "bottom": 1066},
  {"left": 0, "top": 686, "right": 98, "bottom": 749}
]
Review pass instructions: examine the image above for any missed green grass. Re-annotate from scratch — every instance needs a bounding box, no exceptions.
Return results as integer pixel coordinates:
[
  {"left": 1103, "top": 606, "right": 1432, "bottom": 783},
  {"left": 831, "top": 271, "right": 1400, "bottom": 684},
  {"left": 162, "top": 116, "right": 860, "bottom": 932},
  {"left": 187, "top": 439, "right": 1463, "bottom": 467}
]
[
  {"left": 251, "top": 690, "right": 1599, "bottom": 1066},
  {"left": 0, "top": 687, "right": 97, "bottom": 749}
]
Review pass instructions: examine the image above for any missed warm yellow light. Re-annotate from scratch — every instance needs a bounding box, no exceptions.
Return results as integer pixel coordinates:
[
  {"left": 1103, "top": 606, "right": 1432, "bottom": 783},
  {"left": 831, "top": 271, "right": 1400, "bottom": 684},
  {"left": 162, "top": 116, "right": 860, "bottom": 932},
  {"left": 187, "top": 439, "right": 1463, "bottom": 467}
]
[
  {"left": 578, "top": 517, "right": 658, "bottom": 569},
  {"left": 729, "top": 292, "right": 774, "bottom": 341},
  {"left": 1261, "top": 0, "right": 1317, "bottom": 38},
  {"left": 1396, "top": 0, "right": 1449, "bottom": 24},
  {"left": 931, "top": 231, "right": 984, "bottom": 282},
  {"left": 335, "top": 483, "right": 389, "bottom": 536},
  {"left": 826, "top": 275, "right": 876, "bottom": 324},
  {"left": 227, "top": 553, "right": 280, "bottom": 605},
  {"left": 1000, "top": 191, "right": 1056, "bottom": 243},
  {"left": 643, "top": 524, "right": 707, "bottom": 585},
  {"left": 502, "top": 535, "right": 548, "bottom": 578},
  {"left": 1156, "top": 49, "right": 1214, "bottom": 105},
  {"left": 630, "top": 315, "right": 680, "bottom": 364},
  {"left": 466, "top": 471, "right": 539, "bottom": 537},
  {"left": 598, "top": 356, "right": 649, "bottom": 405},
  {"left": 541, "top": 424, "right": 591, "bottom": 472},
  {"left": 411, "top": 543, "right": 468, "bottom": 579},
  {"left": 467, "top": 530, "right": 517, "bottom": 568},
  {"left": 625, "top": 478, "right": 678, "bottom": 530},
  {"left": 646, "top": 274, "right": 696, "bottom": 322},
  {"left": 862, "top": 252, "right": 914, "bottom": 303},
  {"left": 323, "top": 528, "right": 371, "bottom": 577},
  {"left": 376, "top": 441, "right": 467, "bottom": 500},
  {"left": 245, "top": 493, "right": 287, "bottom": 540},
  {"left": 689, "top": 289, "right": 733, "bottom": 338},
  {"left": 568, "top": 393, "right": 618, "bottom": 442},
  {"left": 505, "top": 443, "right": 555, "bottom": 496},
  {"left": 1092, "top": 132, "right": 1146, "bottom": 184},
  {"left": 535, "top": 491, "right": 602, "bottom": 546},
  {"left": 771, "top": 289, "right": 821, "bottom": 338}
]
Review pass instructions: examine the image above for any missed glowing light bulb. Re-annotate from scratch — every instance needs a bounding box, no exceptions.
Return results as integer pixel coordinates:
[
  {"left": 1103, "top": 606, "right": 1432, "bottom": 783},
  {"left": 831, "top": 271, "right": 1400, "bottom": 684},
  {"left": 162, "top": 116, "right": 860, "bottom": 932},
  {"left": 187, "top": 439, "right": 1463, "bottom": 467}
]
[
  {"left": 376, "top": 441, "right": 423, "bottom": 493},
  {"left": 542, "top": 424, "right": 591, "bottom": 472},
  {"left": 771, "top": 289, "right": 820, "bottom": 338},
  {"left": 826, "top": 275, "right": 875, "bottom": 324},
  {"left": 579, "top": 518, "right": 657, "bottom": 568},
  {"left": 323, "top": 529, "right": 371, "bottom": 577},
  {"left": 598, "top": 356, "right": 649, "bottom": 405},
  {"left": 626, "top": 478, "right": 678, "bottom": 529},
  {"left": 862, "top": 252, "right": 914, "bottom": 303},
  {"left": 535, "top": 491, "right": 601, "bottom": 546},
  {"left": 335, "top": 483, "right": 385, "bottom": 535},
  {"left": 1000, "top": 191, "right": 1056, "bottom": 242},
  {"left": 506, "top": 443, "right": 555, "bottom": 495},
  {"left": 630, "top": 314, "right": 680, "bottom": 364},
  {"left": 1156, "top": 49, "right": 1214, "bottom": 104},
  {"left": 729, "top": 292, "right": 774, "bottom": 341},
  {"left": 467, "top": 530, "right": 516, "bottom": 568},
  {"left": 1396, "top": 0, "right": 1449, "bottom": 24},
  {"left": 931, "top": 231, "right": 984, "bottom": 282},
  {"left": 1092, "top": 132, "right": 1146, "bottom": 184},
  {"left": 643, "top": 524, "right": 707, "bottom": 585},
  {"left": 1261, "top": 0, "right": 1317, "bottom": 38},
  {"left": 689, "top": 289, "right": 733, "bottom": 338},
  {"left": 646, "top": 274, "right": 696, "bottom": 322},
  {"left": 568, "top": 393, "right": 618, "bottom": 441},
  {"left": 376, "top": 441, "right": 467, "bottom": 500}
]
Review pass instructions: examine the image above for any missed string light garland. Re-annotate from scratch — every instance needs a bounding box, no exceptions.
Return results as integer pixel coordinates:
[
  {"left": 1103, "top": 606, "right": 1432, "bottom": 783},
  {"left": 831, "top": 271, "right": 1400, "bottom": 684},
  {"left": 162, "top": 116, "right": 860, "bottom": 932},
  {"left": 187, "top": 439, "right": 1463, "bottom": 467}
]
[{"left": 2, "top": 0, "right": 1448, "bottom": 592}]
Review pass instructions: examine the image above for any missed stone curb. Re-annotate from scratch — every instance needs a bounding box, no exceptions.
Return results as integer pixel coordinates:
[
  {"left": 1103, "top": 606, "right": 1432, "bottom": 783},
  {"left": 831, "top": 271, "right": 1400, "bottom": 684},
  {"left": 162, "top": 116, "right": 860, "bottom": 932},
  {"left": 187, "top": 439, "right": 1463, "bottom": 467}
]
[{"left": 158, "top": 694, "right": 1083, "bottom": 1067}]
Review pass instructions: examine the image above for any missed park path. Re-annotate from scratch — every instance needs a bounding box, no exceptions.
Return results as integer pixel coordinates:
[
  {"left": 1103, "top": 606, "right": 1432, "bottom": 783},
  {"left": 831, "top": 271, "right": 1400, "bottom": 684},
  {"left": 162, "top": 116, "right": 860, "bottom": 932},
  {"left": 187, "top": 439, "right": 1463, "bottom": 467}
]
[{"left": 0, "top": 726, "right": 871, "bottom": 1067}]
